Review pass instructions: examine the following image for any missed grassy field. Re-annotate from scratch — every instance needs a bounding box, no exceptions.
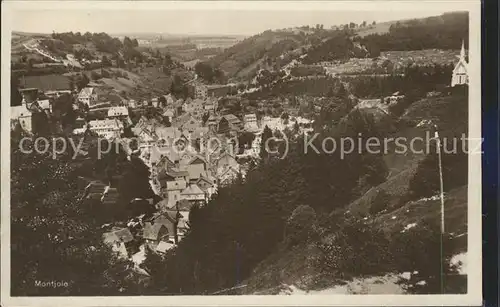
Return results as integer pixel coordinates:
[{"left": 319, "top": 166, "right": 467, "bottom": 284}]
[
  {"left": 323, "top": 49, "right": 460, "bottom": 76},
  {"left": 355, "top": 21, "right": 395, "bottom": 38},
  {"left": 382, "top": 49, "right": 460, "bottom": 67}
]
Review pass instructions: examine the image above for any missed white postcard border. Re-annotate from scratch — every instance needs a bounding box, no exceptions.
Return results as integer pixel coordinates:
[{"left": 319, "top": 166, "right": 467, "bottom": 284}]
[{"left": 1, "top": 1, "right": 482, "bottom": 306}]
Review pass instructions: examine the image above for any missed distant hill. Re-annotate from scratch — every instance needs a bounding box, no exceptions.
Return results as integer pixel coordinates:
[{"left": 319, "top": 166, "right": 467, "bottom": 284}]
[
  {"left": 205, "top": 28, "right": 336, "bottom": 80},
  {"left": 357, "top": 11, "right": 469, "bottom": 54},
  {"left": 11, "top": 31, "right": 146, "bottom": 73},
  {"left": 204, "top": 11, "right": 468, "bottom": 82}
]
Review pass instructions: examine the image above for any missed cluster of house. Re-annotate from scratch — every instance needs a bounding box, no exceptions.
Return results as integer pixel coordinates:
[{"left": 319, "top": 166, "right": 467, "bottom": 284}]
[
  {"left": 71, "top": 106, "right": 131, "bottom": 139},
  {"left": 189, "top": 80, "right": 237, "bottom": 100},
  {"left": 102, "top": 203, "right": 189, "bottom": 266},
  {"left": 11, "top": 87, "right": 69, "bottom": 133},
  {"left": 131, "top": 113, "right": 245, "bottom": 201},
  {"left": 100, "top": 110, "right": 315, "bottom": 264},
  {"left": 100, "top": 134, "right": 244, "bottom": 263}
]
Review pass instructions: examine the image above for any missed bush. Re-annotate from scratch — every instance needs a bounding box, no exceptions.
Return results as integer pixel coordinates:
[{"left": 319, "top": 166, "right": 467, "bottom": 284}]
[
  {"left": 316, "top": 221, "right": 393, "bottom": 278},
  {"left": 285, "top": 205, "right": 318, "bottom": 246},
  {"left": 317, "top": 219, "right": 463, "bottom": 293},
  {"left": 389, "top": 222, "right": 461, "bottom": 293},
  {"left": 407, "top": 142, "right": 467, "bottom": 200}
]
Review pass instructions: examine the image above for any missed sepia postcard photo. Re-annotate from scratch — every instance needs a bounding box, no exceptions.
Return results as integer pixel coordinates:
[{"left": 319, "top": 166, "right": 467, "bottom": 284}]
[{"left": 1, "top": 1, "right": 482, "bottom": 306}]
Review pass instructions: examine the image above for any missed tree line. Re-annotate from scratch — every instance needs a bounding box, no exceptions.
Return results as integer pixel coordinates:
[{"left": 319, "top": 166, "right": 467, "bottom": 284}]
[{"left": 358, "top": 12, "right": 469, "bottom": 56}]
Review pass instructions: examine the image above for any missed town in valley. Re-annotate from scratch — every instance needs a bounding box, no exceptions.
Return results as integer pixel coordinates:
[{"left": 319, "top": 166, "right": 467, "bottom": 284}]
[{"left": 10, "top": 9, "right": 471, "bottom": 296}]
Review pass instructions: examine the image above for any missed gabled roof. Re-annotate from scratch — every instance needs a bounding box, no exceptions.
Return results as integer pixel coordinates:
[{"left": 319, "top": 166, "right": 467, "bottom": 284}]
[
  {"left": 78, "top": 87, "right": 95, "bottom": 98},
  {"left": 181, "top": 183, "right": 205, "bottom": 196},
  {"left": 88, "top": 118, "right": 123, "bottom": 130},
  {"left": 108, "top": 106, "right": 129, "bottom": 117},
  {"left": 208, "top": 114, "right": 219, "bottom": 122},
  {"left": 156, "top": 241, "right": 175, "bottom": 253},
  {"left": 189, "top": 155, "right": 207, "bottom": 165},
  {"left": 143, "top": 222, "right": 169, "bottom": 241},
  {"left": 144, "top": 212, "right": 177, "bottom": 236},
  {"left": 223, "top": 114, "right": 241, "bottom": 123},
  {"left": 219, "top": 165, "right": 240, "bottom": 177},
  {"left": 196, "top": 176, "right": 214, "bottom": 191},
  {"left": 151, "top": 211, "right": 177, "bottom": 223},
  {"left": 163, "top": 109, "right": 174, "bottom": 117},
  {"left": 155, "top": 126, "right": 181, "bottom": 140},
  {"left": 149, "top": 146, "right": 164, "bottom": 165},
  {"left": 103, "top": 227, "right": 134, "bottom": 244},
  {"left": 157, "top": 154, "right": 175, "bottom": 168},
  {"left": 244, "top": 113, "right": 257, "bottom": 120},
  {"left": 453, "top": 59, "right": 468, "bottom": 73},
  {"left": 217, "top": 152, "right": 237, "bottom": 163},
  {"left": 181, "top": 117, "right": 200, "bottom": 129}
]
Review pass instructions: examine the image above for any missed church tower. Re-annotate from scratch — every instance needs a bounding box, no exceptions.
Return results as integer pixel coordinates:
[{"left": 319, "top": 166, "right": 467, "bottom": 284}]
[{"left": 451, "top": 40, "right": 468, "bottom": 87}]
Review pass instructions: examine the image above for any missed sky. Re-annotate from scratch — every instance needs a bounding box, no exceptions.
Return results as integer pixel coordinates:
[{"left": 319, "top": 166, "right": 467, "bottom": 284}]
[{"left": 10, "top": 4, "right": 460, "bottom": 37}]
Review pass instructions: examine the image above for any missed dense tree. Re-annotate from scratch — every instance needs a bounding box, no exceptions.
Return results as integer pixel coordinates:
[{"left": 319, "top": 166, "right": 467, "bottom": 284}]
[
  {"left": 118, "top": 156, "right": 156, "bottom": 216},
  {"left": 101, "top": 55, "right": 111, "bottom": 67},
  {"left": 194, "top": 62, "right": 226, "bottom": 84},
  {"left": 259, "top": 125, "right": 273, "bottom": 160},
  {"left": 201, "top": 112, "right": 210, "bottom": 125},
  {"left": 158, "top": 96, "right": 167, "bottom": 108},
  {"left": 302, "top": 31, "right": 368, "bottom": 64},
  {"left": 11, "top": 76, "right": 23, "bottom": 106},
  {"left": 51, "top": 93, "right": 76, "bottom": 132},
  {"left": 361, "top": 12, "right": 468, "bottom": 53},
  {"left": 163, "top": 54, "right": 173, "bottom": 66},
  {"left": 284, "top": 205, "right": 318, "bottom": 246},
  {"left": 238, "top": 131, "right": 256, "bottom": 153},
  {"left": 75, "top": 73, "right": 90, "bottom": 91},
  {"left": 170, "top": 75, "right": 189, "bottom": 99},
  {"left": 123, "top": 36, "right": 134, "bottom": 48},
  {"left": 10, "top": 131, "right": 131, "bottom": 295}
]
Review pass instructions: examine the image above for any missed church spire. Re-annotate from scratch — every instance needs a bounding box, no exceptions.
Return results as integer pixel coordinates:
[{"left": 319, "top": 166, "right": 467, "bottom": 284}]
[{"left": 460, "top": 40, "right": 465, "bottom": 60}]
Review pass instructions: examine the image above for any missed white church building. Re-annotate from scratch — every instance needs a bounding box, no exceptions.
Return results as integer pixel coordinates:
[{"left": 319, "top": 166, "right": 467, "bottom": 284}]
[{"left": 451, "top": 40, "right": 468, "bottom": 87}]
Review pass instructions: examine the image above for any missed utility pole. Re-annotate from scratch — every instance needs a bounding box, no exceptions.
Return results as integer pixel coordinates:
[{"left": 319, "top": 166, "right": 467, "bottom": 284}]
[
  {"left": 434, "top": 124, "right": 445, "bottom": 234},
  {"left": 434, "top": 124, "right": 445, "bottom": 294}
]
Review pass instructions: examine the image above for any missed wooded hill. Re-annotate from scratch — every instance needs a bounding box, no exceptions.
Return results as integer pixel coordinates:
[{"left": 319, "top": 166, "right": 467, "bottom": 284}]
[{"left": 202, "top": 11, "right": 468, "bottom": 82}]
